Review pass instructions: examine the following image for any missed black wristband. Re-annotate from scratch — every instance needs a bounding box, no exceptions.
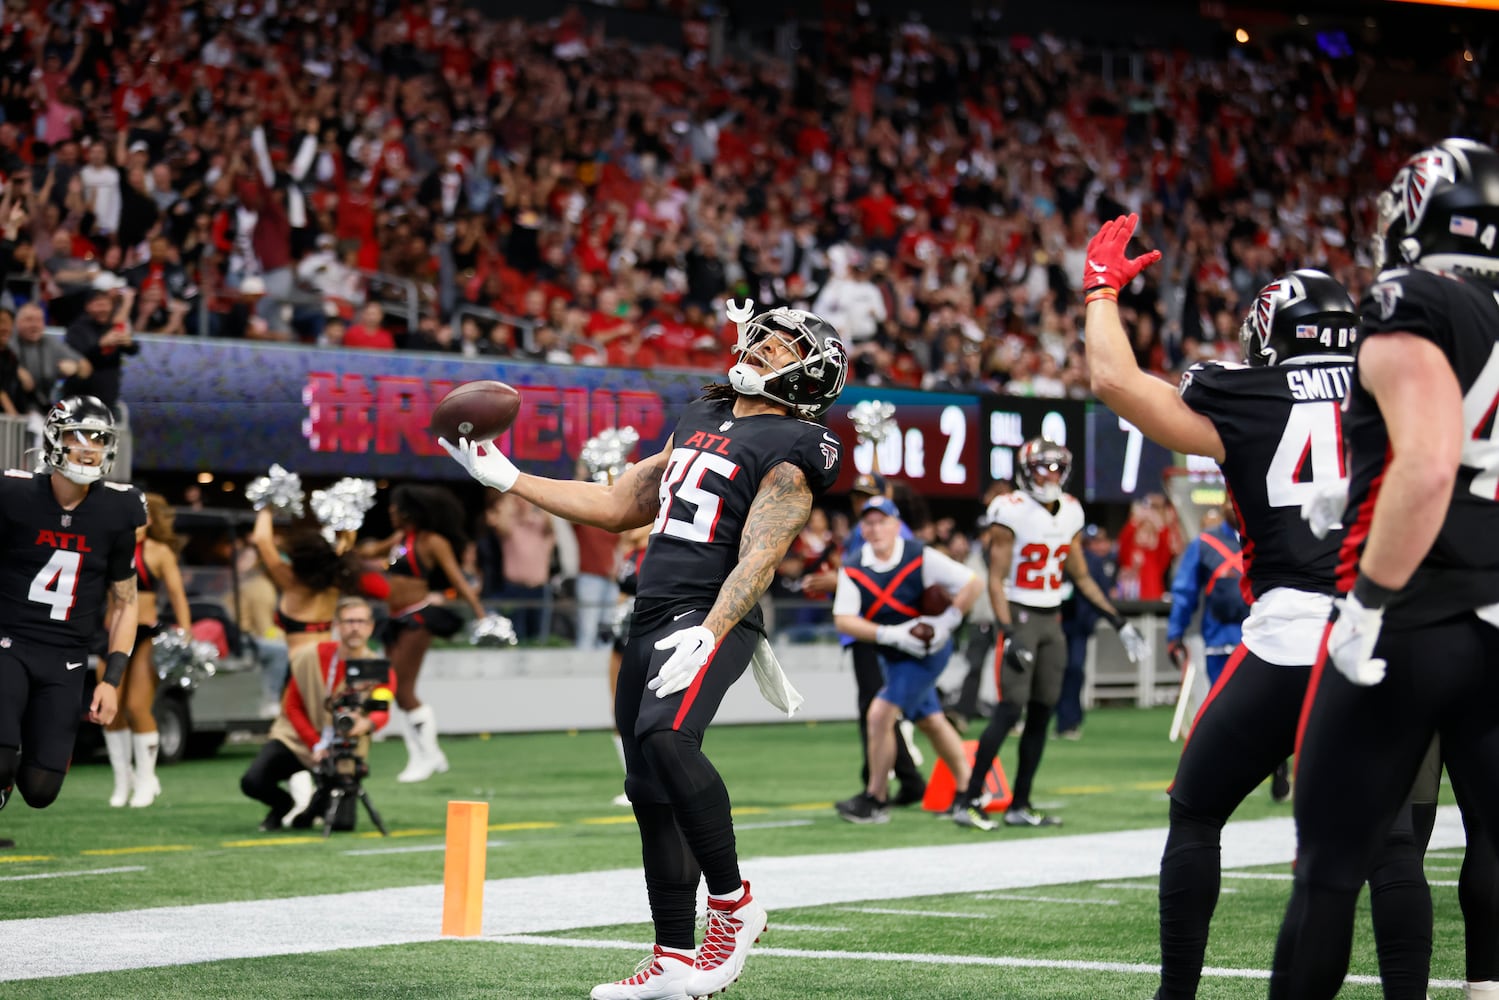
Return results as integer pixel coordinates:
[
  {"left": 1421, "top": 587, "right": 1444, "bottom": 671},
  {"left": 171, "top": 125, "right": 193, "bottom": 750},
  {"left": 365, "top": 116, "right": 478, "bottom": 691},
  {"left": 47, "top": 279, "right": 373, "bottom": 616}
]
[
  {"left": 1106, "top": 611, "right": 1127, "bottom": 631},
  {"left": 996, "top": 621, "right": 1014, "bottom": 635},
  {"left": 1352, "top": 572, "right": 1397, "bottom": 611},
  {"left": 103, "top": 651, "right": 130, "bottom": 686}
]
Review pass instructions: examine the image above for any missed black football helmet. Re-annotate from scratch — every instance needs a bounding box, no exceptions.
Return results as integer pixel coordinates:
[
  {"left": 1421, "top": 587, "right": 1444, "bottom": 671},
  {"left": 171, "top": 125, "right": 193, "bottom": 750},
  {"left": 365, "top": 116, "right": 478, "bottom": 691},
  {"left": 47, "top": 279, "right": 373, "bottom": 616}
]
[
  {"left": 43, "top": 395, "right": 118, "bottom": 485},
  {"left": 728, "top": 307, "right": 848, "bottom": 419},
  {"left": 1016, "top": 438, "right": 1071, "bottom": 504},
  {"left": 1239, "top": 269, "right": 1358, "bottom": 367},
  {"left": 1374, "top": 137, "right": 1499, "bottom": 279}
]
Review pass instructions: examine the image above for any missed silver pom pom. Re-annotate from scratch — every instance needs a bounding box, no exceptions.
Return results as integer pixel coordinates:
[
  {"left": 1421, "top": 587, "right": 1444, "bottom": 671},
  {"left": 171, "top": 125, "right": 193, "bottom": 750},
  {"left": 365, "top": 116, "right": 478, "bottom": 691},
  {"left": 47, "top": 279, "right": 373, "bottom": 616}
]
[
  {"left": 581, "top": 426, "right": 640, "bottom": 485},
  {"left": 849, "top": 400, "right": 898, "bottom": 445},
  {"left": 469, "top": 613, "right": 519, "bottom": 647},
  {"left": 245, "top": 464, "right": 306, "bottom": 517},
  {"left": 152, "top": 629, "right": 220, "bottom": 691},
  {"left": 311, "top": 477, "right": 378, "bottom": 535}
]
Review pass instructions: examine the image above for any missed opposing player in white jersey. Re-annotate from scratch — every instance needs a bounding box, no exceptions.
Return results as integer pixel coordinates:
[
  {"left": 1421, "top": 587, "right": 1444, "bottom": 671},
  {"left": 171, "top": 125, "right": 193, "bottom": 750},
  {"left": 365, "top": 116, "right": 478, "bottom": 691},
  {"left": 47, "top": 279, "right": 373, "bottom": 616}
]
[{"left": 950, "top": 438, "right": 1146, "bottom": 830}]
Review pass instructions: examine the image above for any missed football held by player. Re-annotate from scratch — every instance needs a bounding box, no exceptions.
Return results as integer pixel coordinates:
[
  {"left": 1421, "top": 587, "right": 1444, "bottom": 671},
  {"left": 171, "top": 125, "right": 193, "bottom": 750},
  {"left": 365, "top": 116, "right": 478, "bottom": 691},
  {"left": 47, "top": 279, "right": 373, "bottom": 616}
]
[
  {"left": 0, "top": 396, "right": 146, "bottom": 813},
  {"left": 442, "top": 303, "right": 848, "bottom": 1000}
]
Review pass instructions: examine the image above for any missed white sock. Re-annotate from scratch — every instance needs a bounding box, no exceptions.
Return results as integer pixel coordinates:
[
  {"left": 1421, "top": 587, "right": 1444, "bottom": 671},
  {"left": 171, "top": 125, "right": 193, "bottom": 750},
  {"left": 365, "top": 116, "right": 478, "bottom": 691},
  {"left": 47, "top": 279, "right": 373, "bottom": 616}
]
[
  {"left": 1467, "top": 982, "right": 1499, "bottom": 996},
  {"left": 709, "top": 884, "right": 745, "bottom": 904}
]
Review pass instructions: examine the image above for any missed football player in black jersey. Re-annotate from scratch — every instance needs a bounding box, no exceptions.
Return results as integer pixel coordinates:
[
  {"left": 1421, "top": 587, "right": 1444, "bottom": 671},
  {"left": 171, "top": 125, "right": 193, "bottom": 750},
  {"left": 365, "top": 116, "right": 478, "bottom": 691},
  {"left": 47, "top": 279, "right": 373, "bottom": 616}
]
[
  {"left": 0, "top": 396, "right": 145, "bottom": 813},
  {"left": 1269, "top": 138, "right": 1499, "bottom": 999},
  {"left": 1085, "top": 216, "right": 1435, "bottom": 999},
  {"left": 443, "top": 303, "right": 847, "bottom": 1000}
]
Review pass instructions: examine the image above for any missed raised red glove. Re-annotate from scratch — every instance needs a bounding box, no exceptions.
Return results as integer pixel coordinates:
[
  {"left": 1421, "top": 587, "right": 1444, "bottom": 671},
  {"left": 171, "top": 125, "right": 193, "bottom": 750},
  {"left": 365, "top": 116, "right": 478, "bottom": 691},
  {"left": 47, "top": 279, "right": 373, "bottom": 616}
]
[
  {"left": 1083, "top": 213, "right": 1162, "bottom": 292},
  {"left": 1166, "top": 639, "right": 1188, "bottom": 671}
]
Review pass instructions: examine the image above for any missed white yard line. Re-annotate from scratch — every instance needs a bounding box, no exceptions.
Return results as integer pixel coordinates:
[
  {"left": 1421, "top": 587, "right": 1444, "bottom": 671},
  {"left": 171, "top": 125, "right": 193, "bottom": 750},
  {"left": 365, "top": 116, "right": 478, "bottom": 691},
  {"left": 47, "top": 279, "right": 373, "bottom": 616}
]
[
  {"left": 0, "top": 808, "right": 1469, "bottom": 983},
  {"left": 491, "top": 934, "right": 1466, "bottom": 990},
  {"left": 0, "top": 866, "right": 145, "bottom": 883}
]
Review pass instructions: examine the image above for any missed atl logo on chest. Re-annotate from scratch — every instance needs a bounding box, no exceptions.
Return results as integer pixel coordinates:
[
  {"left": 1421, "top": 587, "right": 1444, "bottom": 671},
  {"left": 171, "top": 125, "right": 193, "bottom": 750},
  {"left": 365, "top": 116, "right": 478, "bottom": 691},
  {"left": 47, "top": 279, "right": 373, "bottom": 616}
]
[{"left": 34, "top": 529, "right": 92, "bottom": 552}]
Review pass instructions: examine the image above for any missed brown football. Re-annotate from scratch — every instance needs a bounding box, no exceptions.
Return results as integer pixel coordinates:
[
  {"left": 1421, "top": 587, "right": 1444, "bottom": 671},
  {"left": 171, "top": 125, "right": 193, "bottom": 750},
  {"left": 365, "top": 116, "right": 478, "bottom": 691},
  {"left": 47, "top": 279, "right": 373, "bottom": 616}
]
[
  {"left": 910, "top": 622, "right": 936, "bottom": 644},
  {"left": 431, "top": 381, "right": 522, "bottom": 443},
  {"left": 919, "top": 584, "right": 952, "bottom": 616}
]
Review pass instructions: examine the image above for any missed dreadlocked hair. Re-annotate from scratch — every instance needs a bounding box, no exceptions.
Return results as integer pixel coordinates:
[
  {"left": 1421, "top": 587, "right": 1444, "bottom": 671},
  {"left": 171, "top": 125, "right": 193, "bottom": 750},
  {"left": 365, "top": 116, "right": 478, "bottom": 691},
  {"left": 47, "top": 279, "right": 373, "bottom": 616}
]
[
  {"left": 391, "top": 484, "right": 469, "bottom": 554},
  {"left": 698, "top": 382, "right": 738, "bottom": 404}
]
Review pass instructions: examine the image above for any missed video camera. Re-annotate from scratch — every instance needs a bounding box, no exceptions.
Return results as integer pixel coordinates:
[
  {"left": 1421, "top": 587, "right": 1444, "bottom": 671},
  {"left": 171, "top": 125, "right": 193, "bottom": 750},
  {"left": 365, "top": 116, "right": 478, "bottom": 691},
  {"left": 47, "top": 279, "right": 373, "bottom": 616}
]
[{"left": 315, "top": 657, "right": 391, "bottom": 836}]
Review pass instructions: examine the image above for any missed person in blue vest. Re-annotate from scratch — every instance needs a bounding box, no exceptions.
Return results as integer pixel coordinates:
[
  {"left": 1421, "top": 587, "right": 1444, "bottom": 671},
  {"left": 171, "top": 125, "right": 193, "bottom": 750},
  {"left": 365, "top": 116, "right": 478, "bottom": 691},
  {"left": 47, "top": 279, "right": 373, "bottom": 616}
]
[
  {"left": 803, "top": 472, "right": 928, "bottom": 806},
  {"left": 1165, "top": 505, "right": 1248, "bottom": 687},
  {"left": 831, "top": 495, "right": 983, "bottom": 824}
]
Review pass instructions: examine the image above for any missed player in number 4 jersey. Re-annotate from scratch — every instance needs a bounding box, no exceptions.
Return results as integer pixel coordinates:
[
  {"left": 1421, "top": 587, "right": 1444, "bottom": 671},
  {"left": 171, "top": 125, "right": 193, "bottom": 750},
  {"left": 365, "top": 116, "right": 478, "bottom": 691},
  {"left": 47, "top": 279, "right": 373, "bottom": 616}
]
[
  {"left": 1271, "top": 138, "right": 1499, "bottom": 999},
  {"left": 442, "top": 303, "right": 847, "bottom": 1000},
  {"left": 1084, "top": 215, "right": 1437, "bottom": 999},
  {"left": 950, "top": 438, "right": 1146, "bottom": 830},
  {"left": 0, "top": 396, "right": 145, "bottom": 814}
]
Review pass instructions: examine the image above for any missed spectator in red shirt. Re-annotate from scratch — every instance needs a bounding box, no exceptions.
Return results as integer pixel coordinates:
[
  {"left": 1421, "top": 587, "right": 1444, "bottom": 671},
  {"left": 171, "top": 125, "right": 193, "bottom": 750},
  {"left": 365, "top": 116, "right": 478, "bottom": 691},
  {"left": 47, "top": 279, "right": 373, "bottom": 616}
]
[{"left": 343, "top": 302, "right": 395, "bottom": 350}]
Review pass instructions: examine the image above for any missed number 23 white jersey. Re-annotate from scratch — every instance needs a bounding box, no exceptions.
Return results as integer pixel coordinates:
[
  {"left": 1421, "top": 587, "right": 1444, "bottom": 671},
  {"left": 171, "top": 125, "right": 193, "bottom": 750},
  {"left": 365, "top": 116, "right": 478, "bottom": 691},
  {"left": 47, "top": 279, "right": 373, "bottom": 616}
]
[{"left": 986, "top": 491, "right": 1084, "bottom": 609}]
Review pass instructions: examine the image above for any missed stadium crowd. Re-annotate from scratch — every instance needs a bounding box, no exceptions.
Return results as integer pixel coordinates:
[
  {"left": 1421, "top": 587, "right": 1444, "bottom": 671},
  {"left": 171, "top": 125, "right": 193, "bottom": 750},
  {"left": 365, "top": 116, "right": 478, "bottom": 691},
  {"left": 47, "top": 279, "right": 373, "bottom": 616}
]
[{"left": 0, "top": 0, "right": 1491, "bottom": 404}]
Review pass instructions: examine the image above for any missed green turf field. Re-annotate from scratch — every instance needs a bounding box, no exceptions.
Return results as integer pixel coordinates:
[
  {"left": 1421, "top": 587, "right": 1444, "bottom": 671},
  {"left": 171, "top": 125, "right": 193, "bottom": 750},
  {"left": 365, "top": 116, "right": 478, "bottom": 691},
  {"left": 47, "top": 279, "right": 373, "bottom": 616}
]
[{"left": 0, "top": 707, "right": 1475, "bottom": 997}]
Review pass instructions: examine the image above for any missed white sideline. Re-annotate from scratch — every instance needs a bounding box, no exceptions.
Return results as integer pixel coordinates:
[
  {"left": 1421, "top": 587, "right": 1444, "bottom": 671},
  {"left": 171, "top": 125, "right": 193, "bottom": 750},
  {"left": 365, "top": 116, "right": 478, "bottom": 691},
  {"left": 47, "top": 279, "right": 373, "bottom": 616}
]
[{"left": 0, "top": 808, "right": 1468, "bottom": 983}]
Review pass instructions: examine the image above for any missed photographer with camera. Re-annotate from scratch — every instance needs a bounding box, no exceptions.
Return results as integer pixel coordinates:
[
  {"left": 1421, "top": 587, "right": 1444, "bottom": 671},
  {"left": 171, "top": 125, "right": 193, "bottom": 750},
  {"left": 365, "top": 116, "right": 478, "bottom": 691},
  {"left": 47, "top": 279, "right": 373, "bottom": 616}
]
[{"left": 239, "top": 597, "right": 394, "bottom": 831}]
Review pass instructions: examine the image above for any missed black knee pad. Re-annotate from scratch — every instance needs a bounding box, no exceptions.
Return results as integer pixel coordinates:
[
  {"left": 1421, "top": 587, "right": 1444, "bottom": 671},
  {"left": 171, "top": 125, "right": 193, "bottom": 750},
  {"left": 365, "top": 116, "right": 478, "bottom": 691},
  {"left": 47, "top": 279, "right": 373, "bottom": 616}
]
[
  {"left": 639, "top": 728, "right": 718, "bottom": 801},
  {"left": 16, "top": 765, "right": 64, "bottom": 809},
  {"left": 991, "top": 700, "right": 1024, "bottom": 734},
  {"left": 1168, "top": 798, "right": 1228, "bottom": 838}
]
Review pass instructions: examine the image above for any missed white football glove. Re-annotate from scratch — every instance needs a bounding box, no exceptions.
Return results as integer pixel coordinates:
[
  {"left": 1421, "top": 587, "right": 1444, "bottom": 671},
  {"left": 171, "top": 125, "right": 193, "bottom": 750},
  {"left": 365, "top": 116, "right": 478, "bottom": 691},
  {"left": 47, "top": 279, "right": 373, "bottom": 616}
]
[
  {"left": 1327, "top": 593, "right": 1387, "bottom": 685},
  {"left": 1117, "top": 622, "right": 1148, "bottom": 664},
  {"left": 876, "top": 620, "right": 931, "bottom": 659},
  {"left": 438, "top": 436, "right": 519, "bottom": 492},
  {"left": 924, "top": 606, "right": 964, "bottom": 651},
  {"left": 648, "top": 625, "right": 717, "bottom": 698},
  {"left": 1301, "top": 479, "right": 1350, "bottom": 540}
]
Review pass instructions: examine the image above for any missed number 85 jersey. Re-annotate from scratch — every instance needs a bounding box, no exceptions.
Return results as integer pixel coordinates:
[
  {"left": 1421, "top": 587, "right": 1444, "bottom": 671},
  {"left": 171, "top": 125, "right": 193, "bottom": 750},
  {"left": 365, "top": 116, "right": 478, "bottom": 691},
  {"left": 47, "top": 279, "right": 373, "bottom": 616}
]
[
  {"left": 0, "top": 470, "right": 146, "bottom": 648},
  {"left": 986, "top": 490, "right": 1085, "bottom": 609}
]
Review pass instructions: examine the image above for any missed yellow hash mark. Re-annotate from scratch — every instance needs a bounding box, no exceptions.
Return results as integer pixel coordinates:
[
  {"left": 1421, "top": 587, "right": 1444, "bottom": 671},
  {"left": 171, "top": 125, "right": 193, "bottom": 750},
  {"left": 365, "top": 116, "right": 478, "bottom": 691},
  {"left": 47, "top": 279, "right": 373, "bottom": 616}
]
[
  {"left": 1055, "top": 785, "right": 1112, "bottom": 795},
  {"left": 579, "top": 816, "right": 637, "bottom": 826},
  {"left": 784, "top": 802, "right": 834, "bottom": 812},
  {"left": 1130, "top": 781, "right": 1172, "bottom": 791},
  {"left": 0, "top": 855, "right": 53, "bottom": 863},
  {"left": 81, "top": 845, "right": 194, "bottom": 857},
  {"left": 221, "top": 837, "right": 327, "bottom": 848},
  {"left": 733, "top": 807, "right": 768, "bottom": 816},
  {"left": 487, "top": 822, "right": 558, "bottom": 832}
]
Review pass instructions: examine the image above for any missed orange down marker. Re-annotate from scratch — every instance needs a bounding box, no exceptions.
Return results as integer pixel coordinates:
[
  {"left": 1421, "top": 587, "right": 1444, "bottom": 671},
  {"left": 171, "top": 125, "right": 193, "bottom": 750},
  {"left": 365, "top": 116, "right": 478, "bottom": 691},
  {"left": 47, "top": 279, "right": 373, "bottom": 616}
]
[{"left": 441, "top": 800, "right": 490, "bottom": 936}]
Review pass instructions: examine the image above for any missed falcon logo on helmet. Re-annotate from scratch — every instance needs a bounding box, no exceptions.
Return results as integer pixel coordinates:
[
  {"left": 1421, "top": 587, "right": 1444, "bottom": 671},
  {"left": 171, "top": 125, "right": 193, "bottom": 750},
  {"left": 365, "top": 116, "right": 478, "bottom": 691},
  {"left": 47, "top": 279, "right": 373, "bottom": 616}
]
[
  {"left": 1374, "top": 138, "right": 1499, "bottom": 279},
  {"left": 1240, "top": 269, "right": 1357, "bottom": 367},
  {"left": 728, "top": 307, "right": 849, "bottom": 420},
  {"left": 1016, "top": 438, "right": 1072, "bottom": 504},
  {"left": 42, "top": 395, "right": 118, "bottom": 485}
]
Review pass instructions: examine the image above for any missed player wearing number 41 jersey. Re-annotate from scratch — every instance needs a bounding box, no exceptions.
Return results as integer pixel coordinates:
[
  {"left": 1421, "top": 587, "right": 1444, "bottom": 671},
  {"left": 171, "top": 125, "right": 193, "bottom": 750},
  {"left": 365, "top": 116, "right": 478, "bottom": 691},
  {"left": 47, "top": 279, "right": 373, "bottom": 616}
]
[
  {"left": 0, "top": 396, "right": 145, "bottom": 815},
  {"left": 1084, "top": 214, "right": 1437, "bottom": 1000},
  {"left": 1271, "top": 138, "right": 1499, "bottom": 1000},
  {"left": 951, "top": 437, "right": 1145, "bottom": 831}
]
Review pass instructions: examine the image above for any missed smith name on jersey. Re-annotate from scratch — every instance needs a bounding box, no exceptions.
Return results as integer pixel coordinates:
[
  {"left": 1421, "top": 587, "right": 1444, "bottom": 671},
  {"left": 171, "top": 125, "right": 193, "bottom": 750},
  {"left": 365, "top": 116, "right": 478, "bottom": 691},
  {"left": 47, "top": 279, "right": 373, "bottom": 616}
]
[
  {"left": 0, "top": 471, "right": 146, "bottom": 648},
  {"left": 634, "top": 397, "right": 842, "bottom": 633},
  {"left": 1179, "top": 359, "right": 1352, "bottom": 601},
  {"left": 986, "top": 490, "right": 1084, "bottom": 609},
  {"left": 1342, "top": 266, "right": 1499, "bottom": 625}
]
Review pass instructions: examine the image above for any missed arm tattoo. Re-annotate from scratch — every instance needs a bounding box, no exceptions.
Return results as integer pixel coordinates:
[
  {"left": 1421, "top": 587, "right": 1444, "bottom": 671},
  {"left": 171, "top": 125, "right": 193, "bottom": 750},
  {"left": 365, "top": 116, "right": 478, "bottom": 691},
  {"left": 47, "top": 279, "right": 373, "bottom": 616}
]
[
  {"left": 629, "top": 453, "right": 667, "bottom": 520},
  {"left": 109, "top": 576, "right": 138, "bottom": 606},
  {"left": 703, "top": 462, "right": 812, "bottom": 637}
]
